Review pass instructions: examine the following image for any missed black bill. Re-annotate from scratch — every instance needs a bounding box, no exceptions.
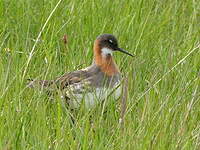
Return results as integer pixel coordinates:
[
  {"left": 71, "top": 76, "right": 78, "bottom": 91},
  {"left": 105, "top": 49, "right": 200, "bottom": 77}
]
[{"left": 116, "top": 48, "right": 134, "bottom": 57}]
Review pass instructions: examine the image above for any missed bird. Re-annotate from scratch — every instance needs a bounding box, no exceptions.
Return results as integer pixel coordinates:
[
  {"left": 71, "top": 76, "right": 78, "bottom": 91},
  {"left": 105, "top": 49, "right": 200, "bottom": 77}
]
[{"left": 28, "top": 34, "right": 134, "bottom": 109}]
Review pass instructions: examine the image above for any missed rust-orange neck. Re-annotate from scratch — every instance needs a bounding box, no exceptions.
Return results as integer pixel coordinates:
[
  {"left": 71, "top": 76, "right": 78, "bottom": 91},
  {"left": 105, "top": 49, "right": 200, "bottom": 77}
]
[{"left": 93, "top": 41, "right": 120, "bottom": 76}]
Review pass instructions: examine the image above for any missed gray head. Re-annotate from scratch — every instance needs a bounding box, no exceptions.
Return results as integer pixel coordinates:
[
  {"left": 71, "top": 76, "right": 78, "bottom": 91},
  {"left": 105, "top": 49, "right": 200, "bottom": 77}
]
[{"left": 94, "top": 34, "right": 134, "bottom": 57}]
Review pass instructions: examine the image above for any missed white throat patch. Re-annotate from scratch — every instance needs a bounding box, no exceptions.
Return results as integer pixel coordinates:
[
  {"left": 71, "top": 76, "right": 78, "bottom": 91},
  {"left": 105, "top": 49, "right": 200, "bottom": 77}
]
[{"left": 101, "top": 48, "right": 113, "bottom": 57}]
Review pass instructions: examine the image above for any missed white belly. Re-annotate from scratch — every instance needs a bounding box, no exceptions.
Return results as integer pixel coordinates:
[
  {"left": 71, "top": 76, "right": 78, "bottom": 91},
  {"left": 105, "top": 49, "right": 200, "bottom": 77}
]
[{"left": 64, "top": 84, "right": 121, "bottom": 109}]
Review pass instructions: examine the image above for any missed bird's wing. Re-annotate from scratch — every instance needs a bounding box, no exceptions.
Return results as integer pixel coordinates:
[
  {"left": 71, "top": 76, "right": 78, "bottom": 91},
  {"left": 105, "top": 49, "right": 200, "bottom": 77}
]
[
  {"left": 55, "top": 69, "right": 93, "bottom": 89},
  {"left": 27, "top": 68, "right": 94, "bottom": 90}
]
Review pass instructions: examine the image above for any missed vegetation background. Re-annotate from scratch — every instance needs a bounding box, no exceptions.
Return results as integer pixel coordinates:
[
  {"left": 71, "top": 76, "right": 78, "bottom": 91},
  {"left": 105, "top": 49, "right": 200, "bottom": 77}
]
[{"left": 0, "top": 0, "right": 199, "bottom": 149}]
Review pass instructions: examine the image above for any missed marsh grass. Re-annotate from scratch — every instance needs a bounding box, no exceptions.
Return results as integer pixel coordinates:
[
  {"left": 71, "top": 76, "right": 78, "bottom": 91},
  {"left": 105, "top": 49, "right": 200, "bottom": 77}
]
[{"left": 0, "top": 0, "right": 200, "bottom": 149}]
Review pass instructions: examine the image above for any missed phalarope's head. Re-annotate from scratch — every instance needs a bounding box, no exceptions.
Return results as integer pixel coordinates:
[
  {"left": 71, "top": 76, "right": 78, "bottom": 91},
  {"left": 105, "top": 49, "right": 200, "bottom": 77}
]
[
  {"left": 94, "top": 34, "right": 134, "bottom": 58},
  {"left": 93, "top": 34, "right": 133, "bottom": 76}
]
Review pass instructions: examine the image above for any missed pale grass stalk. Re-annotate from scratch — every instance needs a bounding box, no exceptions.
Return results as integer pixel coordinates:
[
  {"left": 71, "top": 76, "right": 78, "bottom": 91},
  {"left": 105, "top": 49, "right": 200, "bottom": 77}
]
[
  {"left": 119, "top": 77, "right": 128, "bottom": 129},
  {"left": 126, "top": 43, "right": 200, "bottom": 115},
  {"left": 22, "top": 0, "right": 63, "bottom": 80},
  {"left": 177, "top": 79, "right": 199, "bottom": 138}
]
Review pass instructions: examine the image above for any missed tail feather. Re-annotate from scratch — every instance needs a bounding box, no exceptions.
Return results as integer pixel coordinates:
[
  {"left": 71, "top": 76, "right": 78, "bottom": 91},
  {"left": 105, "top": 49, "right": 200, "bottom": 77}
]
[{"left": 27, "top": 79, "right": 55, "bottom": 89}]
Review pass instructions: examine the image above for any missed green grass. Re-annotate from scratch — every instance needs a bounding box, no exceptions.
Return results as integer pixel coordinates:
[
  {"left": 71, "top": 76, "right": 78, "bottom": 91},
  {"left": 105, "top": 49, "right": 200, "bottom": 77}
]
[{"left": 0, "top": 0, "right": 200, "bottom": 149}]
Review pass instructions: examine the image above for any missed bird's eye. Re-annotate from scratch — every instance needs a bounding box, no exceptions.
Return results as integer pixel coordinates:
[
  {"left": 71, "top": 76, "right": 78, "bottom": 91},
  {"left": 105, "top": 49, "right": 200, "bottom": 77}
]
[{"left": 108, "top": 39, "right": 113, "bottom": 44}]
